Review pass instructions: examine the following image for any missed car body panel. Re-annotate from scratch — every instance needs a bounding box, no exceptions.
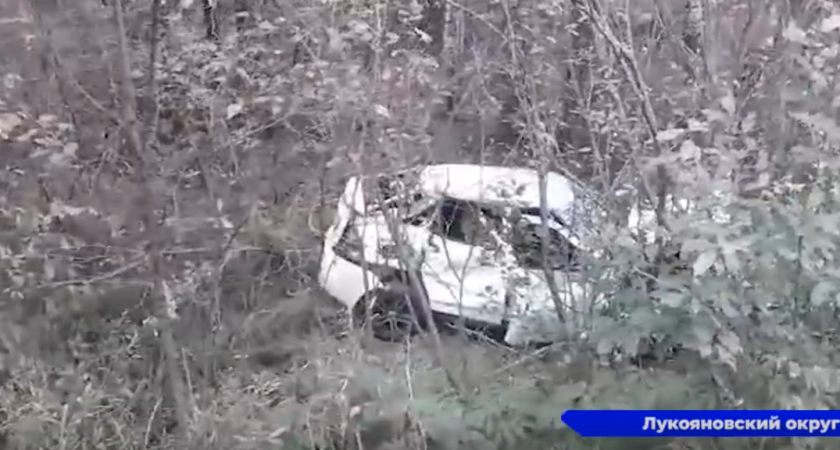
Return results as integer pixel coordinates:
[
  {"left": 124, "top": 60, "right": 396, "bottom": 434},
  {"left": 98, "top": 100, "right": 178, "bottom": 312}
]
[
  {"left": 419, "top": 164, "right": 575, "bottom": 214},
  {"left": 318, "top": 177, "right": 382, "bottom": 309},
  {"left": 419, "top": 235, "right": 509, "bottom": 324},
  {"left": 503, "top": 270, "right": 598, "bottom": 344}
]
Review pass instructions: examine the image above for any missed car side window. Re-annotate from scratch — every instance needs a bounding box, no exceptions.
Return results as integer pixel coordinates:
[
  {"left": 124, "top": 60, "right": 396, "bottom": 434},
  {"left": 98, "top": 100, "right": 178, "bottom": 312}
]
[
  {"left": 507, "top": 218, "right": 579, "bottom": 270},
  {"left": 429, "top": 198, "right": 464, "bottom": 241},
  {"left": 429, "top": 198, "right": 498, "bottom": 249}
]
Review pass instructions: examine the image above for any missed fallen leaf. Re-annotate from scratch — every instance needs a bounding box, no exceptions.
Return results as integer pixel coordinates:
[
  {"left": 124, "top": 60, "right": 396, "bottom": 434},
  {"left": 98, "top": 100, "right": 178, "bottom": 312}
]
[
  {"left": 693, "top": 250, "right": 717, "bottom": 276},
  {"left": 63, "top": 142, "right": 79, "bottom": 156},
  {"left": 656, "top": 128, "right": 685, "bottom": 142},
  {"left": 720, "top": 95, "right": 736, "bottom": 115},
  {"left": 810, "top": 281, "right": 835, "bottom": 307},
  {"left": 783, "top": 22, "right": 809, "bottom": 44},
  {"left": 226, "top": 102, "right": 244, "bottom": 119},
  {"left": 373, "top": 104, "right": 390, "bottom": 118},
  {"left": 820, "top": 14, "right": 840, "bottom": 33},
  {"left": 0, "top": 112, "right": 22, "bottom": 139}
]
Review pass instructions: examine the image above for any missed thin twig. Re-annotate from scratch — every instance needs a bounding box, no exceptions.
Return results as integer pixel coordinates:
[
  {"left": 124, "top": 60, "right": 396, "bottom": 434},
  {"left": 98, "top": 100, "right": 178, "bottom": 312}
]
[
  {"left": 143, "top": 396, "right": 163, "bottom": 448},
  {"left": 52, "top": 53, "right": 122, "bottom": 126},
  {"left": 40, "top": 258, "right": 146, "bottom": 289},
  {"left": 144, "top": 0, "right": 162, "bottom": 149}
]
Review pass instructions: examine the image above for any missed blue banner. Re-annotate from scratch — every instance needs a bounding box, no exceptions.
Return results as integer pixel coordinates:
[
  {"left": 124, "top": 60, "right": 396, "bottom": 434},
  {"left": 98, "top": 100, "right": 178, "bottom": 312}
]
[{"left": 561, "top": 410, "right": 840, "bottom": 437}]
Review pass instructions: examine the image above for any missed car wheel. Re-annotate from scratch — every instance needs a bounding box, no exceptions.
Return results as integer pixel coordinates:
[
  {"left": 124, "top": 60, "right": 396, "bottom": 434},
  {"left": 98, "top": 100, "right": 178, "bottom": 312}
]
[{"left": 354, "top": 285, "right": 427, "bottom": 342}]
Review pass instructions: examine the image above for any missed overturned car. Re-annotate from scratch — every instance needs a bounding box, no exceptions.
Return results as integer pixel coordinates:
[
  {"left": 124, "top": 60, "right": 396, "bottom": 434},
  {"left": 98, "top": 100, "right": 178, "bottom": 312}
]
[{"left": 318, "top": 164, "right": 610, "bottom": 345}]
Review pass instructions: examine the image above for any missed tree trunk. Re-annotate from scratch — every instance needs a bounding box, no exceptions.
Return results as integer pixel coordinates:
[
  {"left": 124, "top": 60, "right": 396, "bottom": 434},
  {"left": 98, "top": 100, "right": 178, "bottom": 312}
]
[
  {"left": 419, "top": 0, "right": 446, "bottom": 57},
  {"left": 202, "top": 0, "right": 219, "bottom": 41},
  {"left": 111, "top": 0, "right": 192, "bottom": 442},
  {"left": 682, "top": 0, "right": 702, "bottom": 54}
]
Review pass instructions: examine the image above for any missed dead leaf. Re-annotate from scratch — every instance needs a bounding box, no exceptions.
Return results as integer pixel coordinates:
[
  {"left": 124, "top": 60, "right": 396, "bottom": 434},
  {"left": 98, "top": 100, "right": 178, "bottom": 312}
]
[
  {"left": 783, "top": 22, "right": 809, "bottom": 44},
  {"left": 226, "top": 102, "right": 244, "bottom": 120},
  {"left": 810, "top": 281, "right": 835, "bottom": 307},
  {"left": 720, "top": 95, "right": 736, "bottom": 115},
  {"left": 693, "top": 250, "right": 717, "bottom": 276},
  {"left": 258, "top": 20, "right": 277, "bottom": 31},
  {"left": 37, "top": 114, "right": 57, "bottom": 124},
  {"left": 373, "top": 104, "right": 390, "bottom": 118},
  {"left": 63, "top": 142, "right": 79, "bottom": 157},
  {"left": 655, "top": 128, "right": 685, "bottom": 142},
  {"left": 0, "top": 113, "right": 22, "bottom": 139},
  {"left": 659, "top": 291, "right": 684, "bottom": 308},
  {"left": 820, "top": 14, "right": 840, "bottom": 33}
]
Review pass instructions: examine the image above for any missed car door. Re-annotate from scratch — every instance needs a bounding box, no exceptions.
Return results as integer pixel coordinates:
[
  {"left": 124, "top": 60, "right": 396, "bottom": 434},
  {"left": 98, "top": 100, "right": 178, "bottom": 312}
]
[
  {"left": 418, "top": 199, "right": 509, "bottom": 325},
  {"left": 318, "top": 176, "right": 383, "bottom": 309}
]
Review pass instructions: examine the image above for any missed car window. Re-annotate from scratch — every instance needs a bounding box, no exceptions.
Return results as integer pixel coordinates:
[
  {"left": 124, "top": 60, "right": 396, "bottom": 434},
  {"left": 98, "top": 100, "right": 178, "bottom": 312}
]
[
  {"left": 424, "top": 199, "right": 580, "bottom": 270},
  {"left": 505, "top": 213, "right": 579, "bottom": 271},
  {"left": 429, "top": 198, "right": 498, "bottom": 249}
]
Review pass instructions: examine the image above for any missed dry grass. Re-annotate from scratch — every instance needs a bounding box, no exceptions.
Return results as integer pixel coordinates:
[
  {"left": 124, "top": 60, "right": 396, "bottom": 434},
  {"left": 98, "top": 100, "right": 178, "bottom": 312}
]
[{"left": 1, "top": 277, "right": 561, "bottom": 450}]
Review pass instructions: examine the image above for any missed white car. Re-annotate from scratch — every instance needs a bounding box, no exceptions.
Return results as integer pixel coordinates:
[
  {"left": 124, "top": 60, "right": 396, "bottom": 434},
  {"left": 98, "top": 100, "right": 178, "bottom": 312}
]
[{"left": 318, "top": 164, "right": 605, "bottom": 345}]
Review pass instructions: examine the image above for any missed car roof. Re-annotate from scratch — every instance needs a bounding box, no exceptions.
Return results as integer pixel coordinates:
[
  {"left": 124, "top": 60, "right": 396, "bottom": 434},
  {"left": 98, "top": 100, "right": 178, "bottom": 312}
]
[{"left": 418, "top": 164, "right": 576, "bottom": 216}]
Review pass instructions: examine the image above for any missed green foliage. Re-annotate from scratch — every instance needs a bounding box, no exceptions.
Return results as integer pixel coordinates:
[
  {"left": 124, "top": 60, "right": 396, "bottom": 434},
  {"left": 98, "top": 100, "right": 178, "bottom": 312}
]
[{"left": 332, "top": 5, "right": 840, "bottom": 450}]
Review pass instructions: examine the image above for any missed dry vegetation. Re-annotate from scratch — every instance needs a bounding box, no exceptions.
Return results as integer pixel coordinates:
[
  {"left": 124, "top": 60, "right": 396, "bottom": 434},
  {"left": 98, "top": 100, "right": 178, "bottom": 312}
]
[{"left": 1, "top": 0, "right": 840, "bottom": 449}]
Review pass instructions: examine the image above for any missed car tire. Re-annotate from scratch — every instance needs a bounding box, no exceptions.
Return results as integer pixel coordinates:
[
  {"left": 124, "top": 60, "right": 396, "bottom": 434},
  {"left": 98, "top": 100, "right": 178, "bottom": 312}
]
[{"left": 353, "top": 284, "right": 428, "bottom": 342}]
